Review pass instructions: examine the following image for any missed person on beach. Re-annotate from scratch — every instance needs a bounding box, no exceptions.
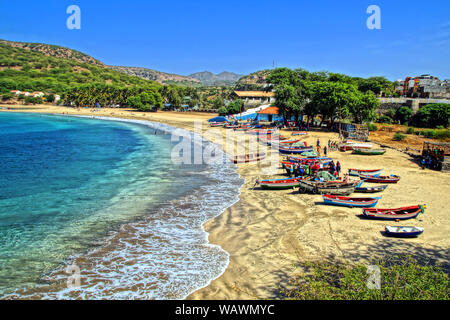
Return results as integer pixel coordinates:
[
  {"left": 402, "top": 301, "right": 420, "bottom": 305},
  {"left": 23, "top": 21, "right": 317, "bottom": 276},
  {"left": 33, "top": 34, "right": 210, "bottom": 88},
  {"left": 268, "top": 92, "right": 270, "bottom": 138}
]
[
  {"left": 317, "top": 145, "right": 321, "bottom": 156},
  {"left": 324, "top": 146, "right": 327, "bottom": 156},
  {"left": 328, "top": 139, "right": 331, "bottom": 148},
  {"left": 336, "top": 161, "right": 341, "bottom": 176},
  {"left": 317, "top": 139, "right": 320, "bottom": 147},
  {"left": 421, "top": 158, "right": 426, "bottom": 169}
]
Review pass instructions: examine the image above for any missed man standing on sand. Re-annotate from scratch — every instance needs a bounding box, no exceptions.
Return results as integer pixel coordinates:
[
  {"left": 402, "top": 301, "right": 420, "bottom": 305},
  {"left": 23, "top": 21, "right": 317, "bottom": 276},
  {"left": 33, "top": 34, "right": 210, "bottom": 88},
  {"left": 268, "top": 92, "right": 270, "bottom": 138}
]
[
  {"left": 324, "top": 146, "right": 327, "bottom": 157},
  {"left": 317, "top": 145, "right": 321, "bottom": 156},
  {"left": 336, "top": 161, "right": 341, "bottom": 176}
]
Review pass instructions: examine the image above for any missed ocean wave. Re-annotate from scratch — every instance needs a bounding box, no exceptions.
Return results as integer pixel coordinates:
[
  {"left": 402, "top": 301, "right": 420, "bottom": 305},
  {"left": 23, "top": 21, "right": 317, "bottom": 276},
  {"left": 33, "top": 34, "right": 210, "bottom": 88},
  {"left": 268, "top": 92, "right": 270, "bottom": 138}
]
[{"left": 5, "top": 116, "right": 243, "bottom": 300}]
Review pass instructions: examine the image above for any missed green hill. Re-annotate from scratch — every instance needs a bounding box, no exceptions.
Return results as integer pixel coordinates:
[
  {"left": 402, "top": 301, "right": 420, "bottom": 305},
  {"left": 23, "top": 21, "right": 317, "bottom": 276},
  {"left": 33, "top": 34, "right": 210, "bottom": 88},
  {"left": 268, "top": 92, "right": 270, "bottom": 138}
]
[{"left": 0, "top": 40, "right": 153, "bottom": 95}]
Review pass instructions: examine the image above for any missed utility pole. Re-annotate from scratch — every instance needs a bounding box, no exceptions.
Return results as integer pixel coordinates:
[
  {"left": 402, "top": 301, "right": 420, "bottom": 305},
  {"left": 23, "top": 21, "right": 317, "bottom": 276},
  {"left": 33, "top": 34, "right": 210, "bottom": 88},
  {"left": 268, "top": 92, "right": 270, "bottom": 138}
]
[{"left": 339, "top": 105, "right": 342, "bottom": 141}]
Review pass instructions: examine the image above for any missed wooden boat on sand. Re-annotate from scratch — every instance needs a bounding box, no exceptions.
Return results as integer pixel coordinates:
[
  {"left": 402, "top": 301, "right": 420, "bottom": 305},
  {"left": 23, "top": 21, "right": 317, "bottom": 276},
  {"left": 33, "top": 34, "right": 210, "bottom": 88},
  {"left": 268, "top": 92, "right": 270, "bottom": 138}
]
[
  {"left": 348, "top": 168, "right": 383, "bottom": 177},
  {"left": 384, "top": 226, "right": 424, "bottom": 238},
  {"left": 232, "top": 152, "right": 266, "bottom": 164},
  {"left": 362, "top": 205, "right": 426, "bottom": 220},
  {"left": 258, "top": 176, "right": 310, "bottom": 190},
  {"left": 322, "top": 195, "right": 381, "bottom": 208},
  {"left": 352, "top": 148, "right": 386, "bottom": 155},
  {"left": 359, "top": 174, "right": 400, "bottom": 183},
  {"left": 279, "top": 146, "right": 315, "bottom": 154},
  {"left": 298, "top": 180, "right": 358, "bottom": 196},
  {"left": 355, "top": 183, "right": 388, "bottom": 193}
]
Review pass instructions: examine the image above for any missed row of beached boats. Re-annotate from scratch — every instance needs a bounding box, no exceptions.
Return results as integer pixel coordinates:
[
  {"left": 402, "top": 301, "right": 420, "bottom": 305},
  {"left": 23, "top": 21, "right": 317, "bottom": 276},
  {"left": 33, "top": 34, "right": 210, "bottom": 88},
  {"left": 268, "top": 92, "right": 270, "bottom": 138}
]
[{"left": 229, "top": 129, "right": 425, "bottom": 238}]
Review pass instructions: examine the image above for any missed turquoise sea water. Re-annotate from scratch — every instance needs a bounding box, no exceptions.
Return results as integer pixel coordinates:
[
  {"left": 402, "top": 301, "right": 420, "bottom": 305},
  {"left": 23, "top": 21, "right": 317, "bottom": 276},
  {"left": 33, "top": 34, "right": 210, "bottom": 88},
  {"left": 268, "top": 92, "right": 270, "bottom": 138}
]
[{"left": 0, "top": 113, "right": 242, "bottom": 299}]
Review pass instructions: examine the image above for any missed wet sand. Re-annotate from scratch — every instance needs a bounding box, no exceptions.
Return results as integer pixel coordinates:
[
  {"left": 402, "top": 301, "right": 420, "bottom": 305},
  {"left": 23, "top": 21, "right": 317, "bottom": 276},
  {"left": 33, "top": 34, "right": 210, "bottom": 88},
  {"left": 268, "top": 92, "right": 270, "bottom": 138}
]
[{"left": 2, "top": 105, "right": 449, "bottom": 300}]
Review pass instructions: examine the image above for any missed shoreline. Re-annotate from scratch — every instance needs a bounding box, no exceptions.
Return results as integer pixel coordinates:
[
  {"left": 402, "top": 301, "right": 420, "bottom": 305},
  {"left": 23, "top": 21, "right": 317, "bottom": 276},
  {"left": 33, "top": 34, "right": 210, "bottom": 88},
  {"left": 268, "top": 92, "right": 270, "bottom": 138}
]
[
  {"left": 0, "top": 110, "right": 243, "bottom": 299},
  {"left": 1, "top": 105, "right": 449, "bottom": 300}
]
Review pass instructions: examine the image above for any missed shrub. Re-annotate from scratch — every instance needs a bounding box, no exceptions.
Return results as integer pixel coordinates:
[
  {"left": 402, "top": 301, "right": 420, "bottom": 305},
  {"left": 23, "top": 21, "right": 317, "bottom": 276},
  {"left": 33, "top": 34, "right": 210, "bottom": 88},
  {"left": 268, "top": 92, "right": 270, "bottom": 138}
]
[
  {"left": 411, "top": 103, "right": 450, "bottom": 128},
  {"left": 367, "top": 123, "right": 378, "bottom": 131},
  {"left": 435, "top": 129, "right": 450, "bottom": 140},
  {"left": 378, "top": 115, "right": 392, "bottom": 124},
  {"left": 1, "top": 92, "right": 14, "bottom": 101},
  {"left": 280, "top": 256, "right": 449, "bottom": 300},
  {"left": 423, "top": 129, "right": 437, "bottom": 139},
  {"left": 406, "top": 127, "right": 415, "bottom": 134},
  {"left": 393, "top": 132, "right": 406, "bottom": 141},
  {"left": 218, "top": 106, "right": 228, "bottom": 116},
  {"left": 395, "top": 106, "right": 413, "bottom": 125},
  {"left": 24, "top": 96, "right": 41, "bottom": 105}
]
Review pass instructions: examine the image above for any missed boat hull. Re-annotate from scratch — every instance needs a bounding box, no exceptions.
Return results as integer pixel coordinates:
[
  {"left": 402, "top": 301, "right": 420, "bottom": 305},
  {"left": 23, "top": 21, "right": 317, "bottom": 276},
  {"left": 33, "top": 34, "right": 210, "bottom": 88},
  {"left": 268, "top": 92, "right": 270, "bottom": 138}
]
[
  {"left": 355, "top": 185, "right": 388, "bottom": 193},
  {"left": 233, "top": 153, "right": 267, "bottom": 164},
  {"left": 363, "top": 205, "right": 425, "bottom": 220},
  {"left": 359, "top": 175, "right": 400, "bottom": 183},
  {"left": 349, "top": 169, "right": 383, "bottom": 177},
  {"left": 298, "top": 180, "right": 356, "bottom": 196},
  {"left": 279, "top": 147, "right": 314, "bottom": 154},
  {"left": 259, "top": 177, "right": 308, "bottom": 190},
  {"left": 322, "top": 195, "right": 380, "bottom": 208},
  {"left": 384, "top": 226, "right": 424, "bottom": 238},
  {"left": 353, "top": 148, "right": 386, "bottom": 155}
]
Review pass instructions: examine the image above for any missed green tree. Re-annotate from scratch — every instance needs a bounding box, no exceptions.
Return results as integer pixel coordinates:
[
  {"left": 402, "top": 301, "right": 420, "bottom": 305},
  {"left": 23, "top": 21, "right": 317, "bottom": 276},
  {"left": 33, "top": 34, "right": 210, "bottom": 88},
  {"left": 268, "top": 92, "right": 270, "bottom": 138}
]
[
  {"left": 218, "top": 106, "right": 228, "bottom": 116},
  {"left": 411, "top": 103, "right": 450, "bottom": 128},
  {"left": 274, "top": 83, "right": 308, "bottom": 126},
  {"left": 308, "top": 81, "right": 359, "bottom": 126},
  {"left": 394, "top": 106, "right": 413, "bottom": 125},
  {"left": 350, "top": 91, "right": 379, "bottom": 123},
  {"left": 227, "top": 99, "right": 244, "bottom": 115}
]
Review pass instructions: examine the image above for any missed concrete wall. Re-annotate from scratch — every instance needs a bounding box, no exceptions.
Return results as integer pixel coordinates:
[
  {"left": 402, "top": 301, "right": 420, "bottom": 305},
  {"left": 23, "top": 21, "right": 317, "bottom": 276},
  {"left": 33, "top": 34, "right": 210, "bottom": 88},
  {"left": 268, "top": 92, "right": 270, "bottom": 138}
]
[{"left": 378, "top": 97, "right": 450, "bottom": 112}]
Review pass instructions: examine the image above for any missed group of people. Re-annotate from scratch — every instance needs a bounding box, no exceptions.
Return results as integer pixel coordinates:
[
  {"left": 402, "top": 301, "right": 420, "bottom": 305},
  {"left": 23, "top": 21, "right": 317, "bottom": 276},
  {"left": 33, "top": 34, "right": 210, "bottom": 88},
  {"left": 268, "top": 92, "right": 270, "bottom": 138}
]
[
  {"left": 289, "top": 159, "right": 342, "bottom": 179},
  {"left": 420, "top": 155, "right": 442, "bottom": 170}
]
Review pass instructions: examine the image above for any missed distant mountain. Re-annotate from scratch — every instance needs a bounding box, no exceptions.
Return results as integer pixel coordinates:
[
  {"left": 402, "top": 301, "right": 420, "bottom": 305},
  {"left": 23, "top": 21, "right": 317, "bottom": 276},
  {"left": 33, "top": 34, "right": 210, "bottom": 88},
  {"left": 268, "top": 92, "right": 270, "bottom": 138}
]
[
  {"left": 189, "top": 71, "right": 243, "bottom": 86},
  {"left": 0, "top": 39, "right": 105, "bottom": 67},
  {"left": 109, "top": 66, "right": 202, "bottom": 87}
]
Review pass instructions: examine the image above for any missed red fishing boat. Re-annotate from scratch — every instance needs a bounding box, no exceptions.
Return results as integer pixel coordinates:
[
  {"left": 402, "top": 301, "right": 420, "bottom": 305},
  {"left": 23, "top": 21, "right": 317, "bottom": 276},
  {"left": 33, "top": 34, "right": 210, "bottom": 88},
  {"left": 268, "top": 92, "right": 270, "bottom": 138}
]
[
  {"left": 363, "top": 205, "right": 426, "bottom": 220},
  {"left": 232, "top": 152, "right": 267, "bottom": 164},
  {"left": 359, "top": 174, "right": 400, "bottom": 183}
]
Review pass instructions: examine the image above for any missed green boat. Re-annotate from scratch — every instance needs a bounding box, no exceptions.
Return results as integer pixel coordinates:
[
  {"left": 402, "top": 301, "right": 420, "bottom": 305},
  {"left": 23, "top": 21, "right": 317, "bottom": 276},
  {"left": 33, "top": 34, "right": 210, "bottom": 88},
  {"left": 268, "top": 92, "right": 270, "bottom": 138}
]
[{"left": 352, "top": 148, "right": 386, "bottom": 155}]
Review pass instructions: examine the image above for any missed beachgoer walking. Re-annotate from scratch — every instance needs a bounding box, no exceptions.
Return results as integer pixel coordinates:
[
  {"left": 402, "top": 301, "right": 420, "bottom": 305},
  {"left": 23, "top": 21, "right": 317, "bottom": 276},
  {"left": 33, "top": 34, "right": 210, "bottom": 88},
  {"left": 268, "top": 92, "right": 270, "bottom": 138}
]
[
  {"left": 336, "top": 161, "right": 341, "bottom": 176},
  {"left": 317, "top": 139, "right": 320, "bottom": 147},
  {"left": 317, "top": 145, "right": 321, "bottom": 156},
  {"left": 324, "top": 146, "right": 327, "bottom": 156}
]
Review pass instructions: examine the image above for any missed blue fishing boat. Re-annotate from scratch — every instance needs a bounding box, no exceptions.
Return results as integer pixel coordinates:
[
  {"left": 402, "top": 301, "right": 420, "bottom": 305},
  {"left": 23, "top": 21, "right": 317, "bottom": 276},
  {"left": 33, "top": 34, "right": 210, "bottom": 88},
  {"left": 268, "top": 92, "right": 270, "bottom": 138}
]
[
  {"left": 279, "top": 146, "right": 314, "bottom": 154},
  {"left": 322, "top": 195, "right": 381, "bottom": 208}
]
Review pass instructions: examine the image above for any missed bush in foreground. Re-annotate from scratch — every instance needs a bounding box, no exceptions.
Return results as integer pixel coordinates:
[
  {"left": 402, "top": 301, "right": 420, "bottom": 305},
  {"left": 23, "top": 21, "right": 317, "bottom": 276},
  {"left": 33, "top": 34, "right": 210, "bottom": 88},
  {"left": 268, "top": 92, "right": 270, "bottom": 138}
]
[
  {"left": 280, "top": 256, "right": 449, "bottom": 300},
  {"left": 393, "top": 132, "right": 406, "bottom": 141}
]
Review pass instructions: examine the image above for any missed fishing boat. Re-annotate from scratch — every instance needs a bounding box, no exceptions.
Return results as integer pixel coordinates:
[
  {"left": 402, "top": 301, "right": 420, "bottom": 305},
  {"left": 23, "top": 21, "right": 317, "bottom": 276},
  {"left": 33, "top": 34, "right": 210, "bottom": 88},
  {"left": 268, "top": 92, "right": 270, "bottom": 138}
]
[
  {"left": 362, "top": 205, "right": 426, "bottom": 220},
  {"left": 279, "top": 146, "right": 315, "bottom": 154},
  {"left": 359, "top": 174, "right": 400, "bottom": 183},
  {"left": 209, "top": 122, "right": 227, "bottom": 127},
  {"left": 348, "top": 168, "right": 383, "bottom": 177},
  {"left": 355, "top": 183, "right": 388, "bottom": 193},
  {"left": 259, "top": 176, "right": 310, "bottom": 190},
  {"left": 339, "top": 140, "right": 373, "bottom": 151},
  {"left": 266, "top": 139, "right": 303, "bottom": 146},
  {"left": 298, "top": 180, "right": 357, "bottom": 195},
  {"left": 322, "top": 195, "right": 381, "bottom": 208},
  {"left": 224, "top": 124, "right": 240, "bottom": 129},
  {"left": 232, "top": 152, "right": 267, "bottom": 164},
  {"left": 249, "top": 129, "right": 277, "bottom": 135},
  {"left": 292, "top": 131, "right": 308, "bottom": 136},
  {"left": 384, "top": 226, "right": 424, "bottom": 238},
  {"left": 352, "top": 148, "right": 387, "bottom": 155}
]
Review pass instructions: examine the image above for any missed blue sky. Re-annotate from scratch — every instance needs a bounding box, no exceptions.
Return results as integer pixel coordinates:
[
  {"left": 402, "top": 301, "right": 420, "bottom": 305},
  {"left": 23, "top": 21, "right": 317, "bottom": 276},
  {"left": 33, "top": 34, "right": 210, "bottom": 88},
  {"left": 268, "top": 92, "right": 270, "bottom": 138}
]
[{"left": 1, "top": 0, "right": 449, "bottom": 80}]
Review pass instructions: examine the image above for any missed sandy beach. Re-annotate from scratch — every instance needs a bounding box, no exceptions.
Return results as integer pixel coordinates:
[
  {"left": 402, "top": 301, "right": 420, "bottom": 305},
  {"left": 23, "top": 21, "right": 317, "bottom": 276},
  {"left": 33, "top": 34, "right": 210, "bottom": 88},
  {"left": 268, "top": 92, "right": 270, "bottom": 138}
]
[{"left": 2, "top": 104, "right": 449, "bottom": 300}]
